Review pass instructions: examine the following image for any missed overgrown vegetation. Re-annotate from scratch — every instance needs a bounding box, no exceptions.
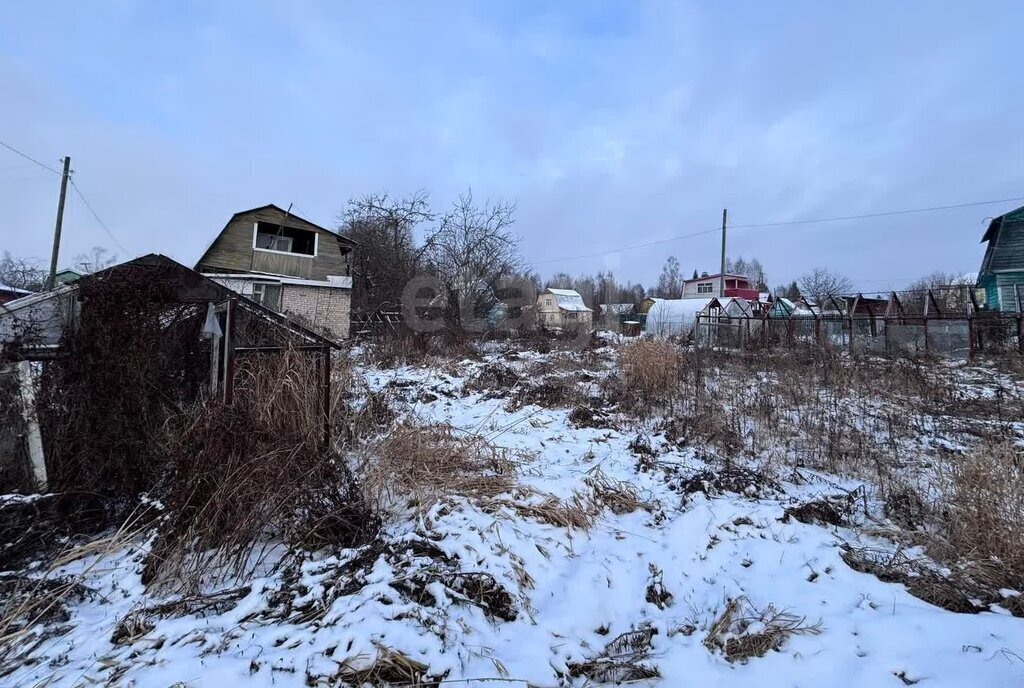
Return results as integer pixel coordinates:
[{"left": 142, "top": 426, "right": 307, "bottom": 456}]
[{"left": 35, "top": 270, "right": 207, "bottom": 497}]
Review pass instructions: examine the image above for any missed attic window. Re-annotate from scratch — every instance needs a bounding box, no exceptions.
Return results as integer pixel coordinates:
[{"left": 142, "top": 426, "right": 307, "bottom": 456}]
[{"left": 253, "top": 221, "right": 317, "bottom": 257}]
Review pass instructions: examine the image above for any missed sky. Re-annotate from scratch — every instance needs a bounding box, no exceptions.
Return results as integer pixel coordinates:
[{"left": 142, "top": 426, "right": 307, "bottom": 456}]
[{"left": 2, "top": 1, "right": 1023, "bottom": 293}]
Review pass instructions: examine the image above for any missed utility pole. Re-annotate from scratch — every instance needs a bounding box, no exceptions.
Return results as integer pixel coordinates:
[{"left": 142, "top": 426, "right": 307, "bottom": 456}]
[
  {"left": 719, "top": 208, "right": 728, "bottom": 297},
  {"left": 46, "top": 156, "right": 71, "bottom": 290}
]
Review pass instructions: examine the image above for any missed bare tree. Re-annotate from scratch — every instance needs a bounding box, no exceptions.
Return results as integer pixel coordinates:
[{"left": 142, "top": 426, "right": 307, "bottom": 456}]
[
  {"left": 655, "top": 256, "right": 683, "bottom": 298},
  {"left": 798, "top": 267, "right": 853, "bottom": 303},
  {"left": 0, "top": 252, "right": 46, "bottom": 291},
  {"left": 339, "top": 191, "right": 435, "bottom": 312},
  {"left": 773, "top": 281, "right": 800, "bottom": 300},
  {"left": 73, "top": 246, "right": 117, "bottom": 274},
  {"left": 906, "top": 271, "right": 976, "bottom": 313},
  {"left": 727, "top": 256, "right": 768, "bottom": 291},
  {"left": 425, "top": 190, "right": 522, "bottom": 328}
]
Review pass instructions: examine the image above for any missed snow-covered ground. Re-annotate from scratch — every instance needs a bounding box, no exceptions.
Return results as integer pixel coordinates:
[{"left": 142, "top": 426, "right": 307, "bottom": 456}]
[{"left": 4, "top": 343, "right": 1024, "bottom": 687}]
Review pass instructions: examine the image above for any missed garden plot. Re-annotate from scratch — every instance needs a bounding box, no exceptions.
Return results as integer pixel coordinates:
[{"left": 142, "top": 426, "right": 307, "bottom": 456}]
[{"left": 3, "top": 340, "right": 1024, "bottom": 687}]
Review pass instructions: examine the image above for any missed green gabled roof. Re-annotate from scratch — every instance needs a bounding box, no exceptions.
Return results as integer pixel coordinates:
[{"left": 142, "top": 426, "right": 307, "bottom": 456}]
[{"left": 982, "top": 203, "right": 1024, "bottom": 243}]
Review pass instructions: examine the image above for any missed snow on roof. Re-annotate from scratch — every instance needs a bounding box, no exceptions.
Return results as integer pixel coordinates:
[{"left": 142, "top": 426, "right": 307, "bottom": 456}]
[
  {"left": 546, "top": 288, "right": 592, "bottom": 312},
  {"left": 0, "top": 283, "right": 32, "bottom": 295},
  {"left": 645, "top": 297, "right": 714, "bottom": 337}
]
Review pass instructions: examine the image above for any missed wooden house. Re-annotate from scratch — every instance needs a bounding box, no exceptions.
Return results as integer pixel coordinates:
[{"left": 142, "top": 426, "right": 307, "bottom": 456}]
[
  {"left": 978, "top": 204, "right": 1024, "bottom": 312},
  {"left": 536, "top": 288, "right": 593, "bottom": 329},
  {"left": 195, "top": 205, "right": 356, "bottom": 339}
]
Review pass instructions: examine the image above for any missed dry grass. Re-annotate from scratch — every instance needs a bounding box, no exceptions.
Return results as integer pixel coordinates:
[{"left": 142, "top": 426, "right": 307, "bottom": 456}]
[
  {"left": 944, "top": 442, "right": 1024, "bottom": 587},
  {"left": 482, "top": 470, "right": 651, "bottom": 531},
  {"left": 568, "top": 626, "right": 660, "bottom": 683},
  {"left": 0, "top": 511, "right": 146, "bottom": 674},
  {"left": 358, "top": 422, "right": 519, "bottom": 512},
  {"left": 142, "top": 349, "right": 378, "bottom": 591},
  {"left": 488, "top": 488, "right": 598, "bottom": 530},
  {"left": 325, "top": 643, "right": 436, "bottom": 686},
  {"left": 703, "top": 596, "right": 821, "bottom": 662},
  {"left": 617, "top": 338, "right": 683, "bottom": 400}
]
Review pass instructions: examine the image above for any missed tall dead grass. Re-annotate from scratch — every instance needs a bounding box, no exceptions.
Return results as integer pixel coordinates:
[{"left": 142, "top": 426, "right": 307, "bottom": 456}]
[
  {"left": 945, "top": 442, "right": 1024, "bottom": 586},
  {"left": 617, "top": 338, "right": 683, "bottom": 400},
  {"left": 142, "top": 349, "right": 377, "bottom": 591}
]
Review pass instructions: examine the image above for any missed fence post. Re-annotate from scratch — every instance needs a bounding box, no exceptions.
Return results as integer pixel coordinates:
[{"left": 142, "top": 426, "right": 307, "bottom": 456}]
[
  {"left": 223, "top": 297, "right": 236, "bottom": 404},
  {"left": 923, "top": 314, "right": 929, "bottom": 356},
  {"left": 967, "top": 312, "right": 975, "bottom": 359},
  {"left": 1016, "top": 285, "right": 1023, "bottom": 355},
  {"left": 322, "top": 347, "right": 332, "bottom": 449}
]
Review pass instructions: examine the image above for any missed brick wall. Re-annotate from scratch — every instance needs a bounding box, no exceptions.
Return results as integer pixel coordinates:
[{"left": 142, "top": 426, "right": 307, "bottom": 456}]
[{"left": 281, "top": 285, "right": 351, "bottom": 340}]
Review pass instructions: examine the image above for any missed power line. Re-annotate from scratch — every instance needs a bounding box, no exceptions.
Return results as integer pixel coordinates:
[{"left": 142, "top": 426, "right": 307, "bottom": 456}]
[
  {"left": 727, "top": 196, "right": 1024, "bottom": 230},
  {"left": 535, "top": 195, "right": 1024, "bottom": 266},
  {"left": 534, "top": 227, "right": 720, "bottom": 265},
  {"left": 0, "top": 138, "right": 60, "bottom": 175},
  {"left": 70, "top": 179, "right": 129, "bottom": 255}
]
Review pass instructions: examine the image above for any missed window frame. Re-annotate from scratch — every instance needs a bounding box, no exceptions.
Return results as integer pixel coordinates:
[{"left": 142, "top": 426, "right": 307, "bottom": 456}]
[
  {"left": 252, "top": 222, "right": 319, "bottom": 258},
  {"left": 697, "top": 282, "right": 714, "bottom": 294},
  {"left": 251, "top": 281, "right": 283, "bottom": 311}
]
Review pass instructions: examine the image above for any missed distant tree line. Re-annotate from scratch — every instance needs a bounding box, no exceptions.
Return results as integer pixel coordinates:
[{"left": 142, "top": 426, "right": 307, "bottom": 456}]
[{"left": 541, "top": 271, "right": 645, "bottom": 310}]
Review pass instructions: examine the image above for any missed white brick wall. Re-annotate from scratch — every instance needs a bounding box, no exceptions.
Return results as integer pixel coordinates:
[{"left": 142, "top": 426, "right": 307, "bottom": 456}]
[{"left": 281, "top": 285, "right": 351, "bottom": 340}]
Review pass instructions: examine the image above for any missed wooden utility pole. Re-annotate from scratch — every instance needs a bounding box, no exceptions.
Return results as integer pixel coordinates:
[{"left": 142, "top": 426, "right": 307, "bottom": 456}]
[
  {"left": 719, "top": 208, "right": 728, "bottom": 297},
  {"left": 46, "top": 156, "right": 71, "bottom": 289}
]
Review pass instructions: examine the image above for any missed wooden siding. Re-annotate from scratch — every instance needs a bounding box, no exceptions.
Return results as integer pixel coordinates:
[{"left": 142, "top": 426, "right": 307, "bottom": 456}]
[
  {"left": 196, "top": 206, "right": 352, "bottom": 280},
  {"left": 987, "top": 217, "right": 1024, "bottom": 273}
]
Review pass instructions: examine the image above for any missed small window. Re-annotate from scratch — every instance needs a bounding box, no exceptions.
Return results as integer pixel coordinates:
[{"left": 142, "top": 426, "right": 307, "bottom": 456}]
[
  {"left": 251, "top": 282, "right": 282, "bottom": 311},
  {"left": 697, "top": 282, "right": 714, "bottom": 294},
  {"left": 253, "top": 221, "right": 317, "bottom": 256}
]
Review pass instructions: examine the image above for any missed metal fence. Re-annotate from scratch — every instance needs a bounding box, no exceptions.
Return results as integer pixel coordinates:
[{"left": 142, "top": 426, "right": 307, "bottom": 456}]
[{"left": 695, "top": 288, "right": 1023, "bottom": 359}]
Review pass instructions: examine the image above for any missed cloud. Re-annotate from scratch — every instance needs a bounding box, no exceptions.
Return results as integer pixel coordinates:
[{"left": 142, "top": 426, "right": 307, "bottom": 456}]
[{"left": 1, "top": 1, "right": 1022, "bottom": 290}]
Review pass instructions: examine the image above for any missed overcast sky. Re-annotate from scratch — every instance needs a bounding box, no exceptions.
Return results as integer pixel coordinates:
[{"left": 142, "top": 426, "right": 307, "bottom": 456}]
[{"left": 2, "top": 2, "right": 1023, "bottom": 292}]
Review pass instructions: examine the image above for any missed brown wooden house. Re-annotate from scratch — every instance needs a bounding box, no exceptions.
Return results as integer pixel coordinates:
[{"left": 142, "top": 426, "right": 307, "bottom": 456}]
[{"left": 195, "top": 205, "right": 356, "bottom": 340}]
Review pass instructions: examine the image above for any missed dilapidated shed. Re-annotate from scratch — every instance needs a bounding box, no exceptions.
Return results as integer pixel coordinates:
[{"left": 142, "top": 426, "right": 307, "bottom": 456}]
[{"left": 0, "top": 254, "right": 339, "bottom": 493}]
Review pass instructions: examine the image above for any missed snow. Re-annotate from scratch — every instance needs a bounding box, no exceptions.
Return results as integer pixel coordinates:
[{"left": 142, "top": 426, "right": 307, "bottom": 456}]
[
  {"left": 5, "top": 346, "right": 1024, "bottom": 687},
  {"left": 0, "top": 282, "right": 32, "bottom": 295}
]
